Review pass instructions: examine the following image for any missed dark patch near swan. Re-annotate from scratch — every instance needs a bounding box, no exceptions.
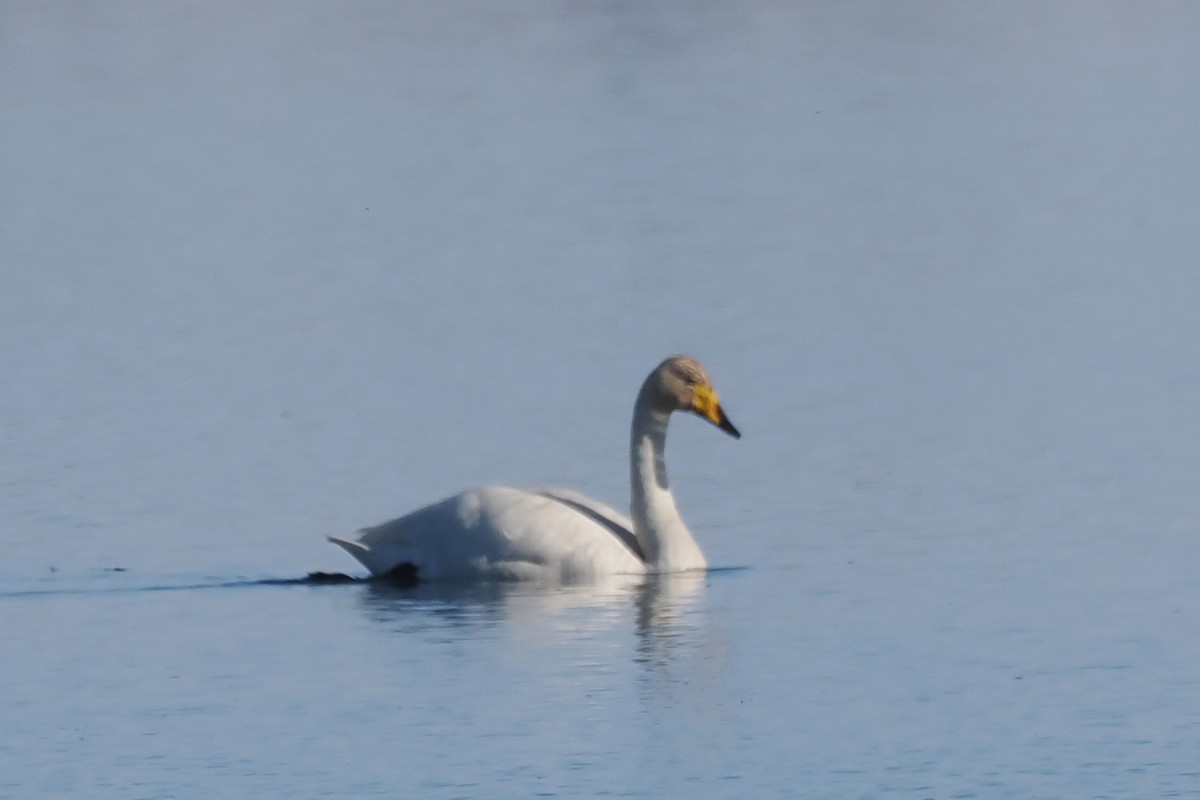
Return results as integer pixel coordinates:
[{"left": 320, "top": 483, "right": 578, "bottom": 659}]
[
  {"left": 299, "top": 571, "right": 362, "bottom": 584},
  {"left": 380, "top": 562, "right": 420, "bottom": 587}
]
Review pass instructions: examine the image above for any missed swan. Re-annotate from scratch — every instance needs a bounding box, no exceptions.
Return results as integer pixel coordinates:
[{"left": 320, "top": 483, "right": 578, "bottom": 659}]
[{"left": 328, "top": 355, "right": 740, "bottom": 583}]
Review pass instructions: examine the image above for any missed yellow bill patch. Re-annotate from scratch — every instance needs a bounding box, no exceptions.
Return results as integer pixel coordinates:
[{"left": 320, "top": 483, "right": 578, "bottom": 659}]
[{"left": 692, "top": 384, "right": 722, "bottom": 424}]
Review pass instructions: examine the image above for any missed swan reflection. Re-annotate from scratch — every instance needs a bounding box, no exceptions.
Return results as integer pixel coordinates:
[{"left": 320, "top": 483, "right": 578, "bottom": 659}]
[{"left": 353, "top": 569, "right": 711, "bottom": 647}]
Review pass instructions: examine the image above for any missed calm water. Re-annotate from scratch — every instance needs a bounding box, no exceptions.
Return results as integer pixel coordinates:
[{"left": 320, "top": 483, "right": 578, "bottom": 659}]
[{"left": 4, "top": 2, "right": 1200, "bottom": 797}]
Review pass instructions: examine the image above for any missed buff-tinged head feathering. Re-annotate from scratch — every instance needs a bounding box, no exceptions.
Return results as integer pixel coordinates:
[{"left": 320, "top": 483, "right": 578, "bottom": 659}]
[{"left": 647, "top": 355, "right": 740, "bottom": 438}]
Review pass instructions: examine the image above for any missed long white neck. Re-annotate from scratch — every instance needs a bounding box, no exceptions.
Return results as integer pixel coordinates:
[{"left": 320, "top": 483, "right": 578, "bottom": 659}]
[{"left": 629, "top": 387, "right": 706, "bottom": 572}]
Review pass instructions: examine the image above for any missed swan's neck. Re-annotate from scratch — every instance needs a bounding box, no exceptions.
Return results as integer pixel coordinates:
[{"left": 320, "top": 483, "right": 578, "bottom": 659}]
[{"left": 629, "top": 393, "right": 706, "bottom": 572}]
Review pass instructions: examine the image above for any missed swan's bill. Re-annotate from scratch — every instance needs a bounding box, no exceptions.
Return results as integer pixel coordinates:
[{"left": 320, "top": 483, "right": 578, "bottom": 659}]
[{"left": 693, "top": 385, "right": 741, "bottom": 439}]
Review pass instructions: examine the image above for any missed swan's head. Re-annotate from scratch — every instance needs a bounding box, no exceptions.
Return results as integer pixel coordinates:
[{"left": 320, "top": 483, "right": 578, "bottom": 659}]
[{"left": 650, "top": 355, "right": 741, "bottom": 439}]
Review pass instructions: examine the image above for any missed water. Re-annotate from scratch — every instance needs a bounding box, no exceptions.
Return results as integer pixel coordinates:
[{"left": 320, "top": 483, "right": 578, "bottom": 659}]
[{"left": 4, "top": 2, "right": 1200, "bottom": 797}]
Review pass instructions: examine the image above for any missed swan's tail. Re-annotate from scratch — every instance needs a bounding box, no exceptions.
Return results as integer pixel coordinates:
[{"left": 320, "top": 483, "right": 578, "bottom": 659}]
[
  {"left": 326, "top": 534, "right": 363, "bottom": 551},
  {"left": 327, "top": 535, "right": 373, "bottom": 569},
  {"left": 327, "top": 534, "right": 411, "bottom": 579}
]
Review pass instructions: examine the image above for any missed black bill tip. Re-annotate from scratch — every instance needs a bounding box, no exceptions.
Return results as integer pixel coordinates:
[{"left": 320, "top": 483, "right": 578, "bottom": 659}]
[{"left": 717, "top": 407, "right": 741, "bottom": 439}]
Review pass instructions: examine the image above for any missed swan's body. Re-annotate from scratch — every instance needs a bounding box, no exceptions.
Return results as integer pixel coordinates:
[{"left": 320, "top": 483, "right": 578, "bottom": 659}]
[{"left": 329, "top": 355, "right": 740, "bottom": 583}]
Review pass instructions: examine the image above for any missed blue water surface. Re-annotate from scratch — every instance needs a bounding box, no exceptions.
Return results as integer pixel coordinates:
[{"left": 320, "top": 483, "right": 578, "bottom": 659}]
[{"left": 3, "top": 3, "right": 1200, "bottom": 798}]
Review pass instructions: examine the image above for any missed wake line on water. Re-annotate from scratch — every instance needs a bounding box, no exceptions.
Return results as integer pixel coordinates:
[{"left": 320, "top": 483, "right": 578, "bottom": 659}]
[
  {"left": 0, "top": 571, "right": 364, "bottom": 600},
  {"left": 0, "top": 565, "right": 751, "bottom": 600}
]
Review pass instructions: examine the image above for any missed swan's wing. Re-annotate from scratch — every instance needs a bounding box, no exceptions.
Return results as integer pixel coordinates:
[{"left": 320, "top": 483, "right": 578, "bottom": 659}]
[
  {"left": 529, "top": 487, "right": 643, "bottom": 562},
  {"left": 330, "top": 486, "right": 644, "bottom": 581}
]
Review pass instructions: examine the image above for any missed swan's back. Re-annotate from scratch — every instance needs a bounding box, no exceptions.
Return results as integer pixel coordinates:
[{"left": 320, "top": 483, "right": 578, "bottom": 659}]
[{"left": 329, "top": 486, "right": 647, "bottom": 582}]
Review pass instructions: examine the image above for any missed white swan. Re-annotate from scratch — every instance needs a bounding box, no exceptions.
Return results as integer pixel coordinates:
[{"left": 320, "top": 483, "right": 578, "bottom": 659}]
[{"left": 328, "top": 355, "right": 740, "bottom": 583}]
